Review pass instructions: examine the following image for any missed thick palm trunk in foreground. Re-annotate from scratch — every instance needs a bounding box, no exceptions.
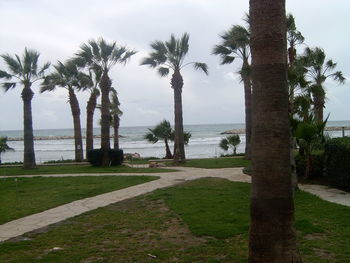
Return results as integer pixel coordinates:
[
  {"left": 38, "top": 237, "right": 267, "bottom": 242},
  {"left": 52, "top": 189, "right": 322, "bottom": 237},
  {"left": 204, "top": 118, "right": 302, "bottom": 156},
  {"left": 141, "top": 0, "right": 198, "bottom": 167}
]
[
  {"left": 68, "top": 88, "right": 84, "bottom": 162},
  {"left": 22, "top": 86, "right": 36, "bottom": 169},
  {"left": 171, "top": 70, "right": 185, "bottom": 162},
  {"left": 100, "top": 72, "right": 111, "bottom": 165},
  {"left": 86, "top": 92, "right": 97, "bottom": 157},
  {"left": 249, "top": 0, "right": 302, "bottom": 262}
]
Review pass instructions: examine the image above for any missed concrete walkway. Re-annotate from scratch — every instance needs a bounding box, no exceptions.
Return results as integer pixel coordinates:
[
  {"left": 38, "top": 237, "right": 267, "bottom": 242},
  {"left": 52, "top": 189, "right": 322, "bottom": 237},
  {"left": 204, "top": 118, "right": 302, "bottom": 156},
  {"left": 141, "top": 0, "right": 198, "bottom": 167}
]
[{"left": 0, "top": 167, "right": 349, "bottom": 242}]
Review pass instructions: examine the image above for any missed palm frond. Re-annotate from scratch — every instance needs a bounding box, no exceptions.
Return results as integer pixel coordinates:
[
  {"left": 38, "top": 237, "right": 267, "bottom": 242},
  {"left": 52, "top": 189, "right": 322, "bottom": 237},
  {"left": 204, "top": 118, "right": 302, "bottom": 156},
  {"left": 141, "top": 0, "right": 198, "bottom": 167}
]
[
  {"left": 193, "top": 62, "right": 208, "bottom": 75},
  {"left": 1, "top": 54, "right": 22, "bottom": 75},
  {"left": 1, "top": 82, "right": 16, "bottom": 91},
  {"left": 179, "top": 33, "right": 190, "bottom": 57},
  {"left": 144, "top": 131, "right": 158, "bottom": 144},
  {"left": 332, "top": 71, "right": 345, "bottom": 84},
  {"left": 0, "top": 70, "right": 12, "bottom": 79},
  {"left": 140, "top": 57, "right": 157, "bottom": 68},
  {"left": 157, "top": 67, "right": 170, "bottom": 77}
]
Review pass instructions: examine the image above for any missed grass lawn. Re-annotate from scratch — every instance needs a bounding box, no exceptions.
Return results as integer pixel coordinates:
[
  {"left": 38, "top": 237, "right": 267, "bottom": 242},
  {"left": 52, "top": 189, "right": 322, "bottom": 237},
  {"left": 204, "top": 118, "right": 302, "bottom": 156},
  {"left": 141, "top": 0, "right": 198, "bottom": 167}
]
[
  {"left": 0, "top": 175, "right": 158, "bottom": 224},
  {"left": 0, "top": 164, "right": 177, "bottom": 176},
  {"left": 1, "top": 178, "right": 349, "bottom": 262},
  {"left": 179, "top": 157, "right": 251, "bottom": 169}
]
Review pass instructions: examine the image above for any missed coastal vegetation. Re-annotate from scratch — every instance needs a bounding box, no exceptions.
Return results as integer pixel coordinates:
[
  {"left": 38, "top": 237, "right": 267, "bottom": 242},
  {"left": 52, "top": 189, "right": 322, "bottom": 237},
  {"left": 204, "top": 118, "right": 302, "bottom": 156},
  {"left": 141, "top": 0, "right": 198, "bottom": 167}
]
[
  {"left": 0, "top": 137, "right": 14, "bottom": 165},
  {"left": 213, "top": 20, "right": 252, "bottom": 159},
  {"left": 0, "top": 49, "right": 50, "bottom": 169},
  {"left": 219, "top": 134, "right": 241, "bottom": 155},
  {"left": 1, "top": 178, "right": 349, "bottom": 262},
  {"left": 144, "top": 120, "right": 191, "bottom": 159},
  {"left": 41, "top": 60, "right": 89, "bottom": 162},
  {"left": 74, "top": 38, "right": 136, "bottom": 166},
  {"left": 141, "top": 33, "right": 208, "bottom": 163},
  {"left": 0, "top": 175, "right": 158, "bottom": 224}
]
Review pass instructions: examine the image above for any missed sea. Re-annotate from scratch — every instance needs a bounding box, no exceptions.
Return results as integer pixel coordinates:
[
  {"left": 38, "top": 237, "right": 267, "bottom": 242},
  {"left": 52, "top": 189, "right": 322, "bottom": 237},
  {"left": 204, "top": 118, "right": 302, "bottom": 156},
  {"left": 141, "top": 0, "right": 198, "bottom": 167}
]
[{"left": 1, "top": 121, "right": 350, "bottom": 164}]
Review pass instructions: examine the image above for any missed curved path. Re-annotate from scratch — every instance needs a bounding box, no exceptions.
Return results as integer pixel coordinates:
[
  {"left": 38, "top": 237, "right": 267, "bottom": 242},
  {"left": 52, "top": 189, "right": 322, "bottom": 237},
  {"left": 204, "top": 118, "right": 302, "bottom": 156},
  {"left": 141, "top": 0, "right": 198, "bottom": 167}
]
[{"left": 1, "top": 166, "right": 349, "bottom": 242}]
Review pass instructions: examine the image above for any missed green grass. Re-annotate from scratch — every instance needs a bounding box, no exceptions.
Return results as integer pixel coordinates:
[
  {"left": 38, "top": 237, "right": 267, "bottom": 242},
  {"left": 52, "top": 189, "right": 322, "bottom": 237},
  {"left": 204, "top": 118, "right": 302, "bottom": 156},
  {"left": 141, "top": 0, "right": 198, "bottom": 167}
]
[
  {"left": 0, "top": 178, "right": 349, "bottom": 262},
  {"left": 0, "top": 164, "right": 176, "bottom": 176},
  {"left": 180, "top": 157, "right": 251, "bottom": 169},
  {"left": 0, "top": 175, "right": 158, "bottom": 224}
]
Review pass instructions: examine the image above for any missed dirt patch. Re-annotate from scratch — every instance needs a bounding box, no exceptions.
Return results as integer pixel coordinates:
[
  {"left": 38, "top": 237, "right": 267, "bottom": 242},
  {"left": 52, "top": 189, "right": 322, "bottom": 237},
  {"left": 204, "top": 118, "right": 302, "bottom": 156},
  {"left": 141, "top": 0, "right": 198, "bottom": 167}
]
[{"left": 304, "top": 233, "right": 327, "bottom": 240}]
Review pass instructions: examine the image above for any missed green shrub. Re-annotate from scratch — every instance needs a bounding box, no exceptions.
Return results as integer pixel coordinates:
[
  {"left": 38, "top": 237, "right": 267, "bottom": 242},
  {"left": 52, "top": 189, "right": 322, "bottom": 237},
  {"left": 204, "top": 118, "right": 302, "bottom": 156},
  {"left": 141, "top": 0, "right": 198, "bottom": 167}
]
[
  {"left": 295, "top": 151, "right": 324, "bottom": 179},
  {"left": 87, "top": 149, "right": 124, "bottom": 166},
  {"left": 324, "top": 137, "right": 350, "bottom": 191}
]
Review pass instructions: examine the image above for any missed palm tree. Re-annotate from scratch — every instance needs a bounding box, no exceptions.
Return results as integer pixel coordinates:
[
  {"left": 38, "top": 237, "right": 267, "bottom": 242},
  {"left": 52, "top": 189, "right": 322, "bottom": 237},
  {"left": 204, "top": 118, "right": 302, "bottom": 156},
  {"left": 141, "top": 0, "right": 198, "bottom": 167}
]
[
  {"left": 41, "top": 60, "right": 88, "bottom": 162},
  {"left": 219, "top": 135, "right": 241, "bottom": 155},
  {"left": 141, "top": 33, "right": 208, "bottom": 163},
  {"left": 0, "top": 48, "right": 50, "bottom": 169},
  {"left": 81, "top": 67, "right": 101, "bottom": 157},
  {"left": 249, "top": 0, "right": 302, "bottom": 261},
  {"left": 213, "top": 23, "right": 252, "bottom": 159},
  {"left": 145, "top": 120, "right": 173, "bottom": 159},
  {"left": 295, "top": 115, "right": 328, "bottom": 179},
  {"left": 110, "top": 88, "right": 123, "bottom": 150},
  {"left": 0, "top": 137, "right": 14, "bottom": 165},
  {"left": 302, "top": 47, "right": 345, "bottom": 122},
  {"left": 75, "top": 38, "right": 136, "bottom": 165}
]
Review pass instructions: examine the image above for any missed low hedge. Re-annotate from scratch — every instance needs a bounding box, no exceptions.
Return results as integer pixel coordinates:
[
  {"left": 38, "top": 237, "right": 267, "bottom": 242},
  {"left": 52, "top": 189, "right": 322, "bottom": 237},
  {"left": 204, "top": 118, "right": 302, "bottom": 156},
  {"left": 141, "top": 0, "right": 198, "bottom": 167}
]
[
  {"left": 324, "top": 137, "right": 350, "bottom": 191},
  {"left": 295, "top": 151, "right": 324, "bottom": 179},
  {"left": 87, "top": 149, "right": 124, "bottom": 166}
]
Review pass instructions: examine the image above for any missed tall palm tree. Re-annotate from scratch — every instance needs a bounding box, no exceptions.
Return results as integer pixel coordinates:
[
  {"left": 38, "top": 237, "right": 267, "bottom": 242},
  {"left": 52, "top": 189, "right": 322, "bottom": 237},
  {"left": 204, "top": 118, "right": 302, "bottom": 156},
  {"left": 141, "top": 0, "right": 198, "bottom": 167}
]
[
  {"left": 75, "top": 38, "right": 136, "bottom": 165},
  {"left": 213, "top": 24, "right": 252, "bottom": 159},
  {"left": 80, "top": 67, "right": 101, "bottom": 158},
  {"left": 141, "top": 33, "right": 208, "bottom": 163},
  {"left": 0, "top": 137, "right": 14, "bottom": 165},
  {"left": 145, "top": 120, "right": 173, "bottom": 159},
  {"left": 41, "top": 60, "right": 89, "bottom": 162},
  {"left": 302, "top": 47, "right": 345, "bottom": 122},
  {"left": 249, "top": 0, "right": 302, "bottom": 261},
  {"left": 0, "top": 48, "right": 50, "bottom": 169},
  {"left": 110, "top": 88, "right": 123, "bottom": 150}
]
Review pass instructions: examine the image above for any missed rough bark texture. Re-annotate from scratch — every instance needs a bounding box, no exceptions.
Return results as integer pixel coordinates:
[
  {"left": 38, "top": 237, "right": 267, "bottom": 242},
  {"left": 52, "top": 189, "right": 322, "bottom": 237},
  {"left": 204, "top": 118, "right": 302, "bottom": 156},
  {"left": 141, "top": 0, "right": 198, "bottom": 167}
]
[
  {"left": 21, "top": 86, "right": 36, "bottom": 169},
  {"left": 288, "top": 44, "right": 298, "bottom": 191},
  {"left": 86, "top": 92, "right": 97, "bottom": 158},
  {"left": 68, "top": 87, "right": 84, "bottom": 162},
  {"left": 249, "top": 0, "right": 302, "bottom": 262},
  {"left": 242, "top": 59, "right": 252, "bottom": 160},
  {"left": 313, "top": 93, "right": 324, "bottom": 122},
  {"left": 113, "top": 115, "right": 120, "bottom": 150},
  {"left": 171, "top": 70, "right": 185, "bottom": 162},
  {"left": 100, "top": 72, "right": 111, "bottom": 166}
]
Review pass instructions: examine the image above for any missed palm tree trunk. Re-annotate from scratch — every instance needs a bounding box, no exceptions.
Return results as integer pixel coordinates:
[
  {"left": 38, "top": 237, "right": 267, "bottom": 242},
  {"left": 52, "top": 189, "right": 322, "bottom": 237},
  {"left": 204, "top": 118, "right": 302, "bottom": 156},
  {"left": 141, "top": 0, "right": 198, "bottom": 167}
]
[
  {"left": 171, "top": 70, "right": 185, "bottom": 163},
  {"left": 21, "top": 86, "right": 36, "bottom": 169},
  {"left": 242, "top": 59, "right": 252, "bottom": 160},
  {"left": 164, "top": 138, "right": 173, "bottom": 159},
  {"left": 68, "top": 87, "right": 84, "bottom": 162},
  {"left": 249, "top": 0, "right": 302, "bottom": 262},
  {"left": 113, "top": 115, "right": 120, "bottom": 150},
  {"left": 86, "top": 91, "right": 97, "bottom": 158},
  {"left": 100, "top": 72, "right": 111, "bottom": 165},
  {"left": 314, "top": 94, "right": 324, "bottom": 122}
]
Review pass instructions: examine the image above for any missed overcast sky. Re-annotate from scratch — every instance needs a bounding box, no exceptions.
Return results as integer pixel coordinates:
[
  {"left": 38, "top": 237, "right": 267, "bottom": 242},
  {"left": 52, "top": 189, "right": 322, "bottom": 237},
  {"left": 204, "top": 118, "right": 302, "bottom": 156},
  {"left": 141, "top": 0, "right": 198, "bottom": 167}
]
[{"left": 0, "top": 0, "right": 349, "bottom": 130}]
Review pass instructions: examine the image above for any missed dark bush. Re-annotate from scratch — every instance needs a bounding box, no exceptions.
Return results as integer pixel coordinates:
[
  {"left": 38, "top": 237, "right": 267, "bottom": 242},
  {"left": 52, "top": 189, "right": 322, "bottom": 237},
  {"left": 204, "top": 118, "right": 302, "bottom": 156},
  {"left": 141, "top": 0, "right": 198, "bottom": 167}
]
[
  {"left": 87, "top": 149, "right": 124, "bottom": 166},
  {"left": 109, "top": 149, "right": 124, "bottom": 166},
  {"left": 295, "top": 151, "right": 324, "bottom": 179},
  {"left": 324, "top": 137, "right": 350, "bottom": 191},
  {"left": 87, "top": 149, "right": 103, "bottom": 166}
]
